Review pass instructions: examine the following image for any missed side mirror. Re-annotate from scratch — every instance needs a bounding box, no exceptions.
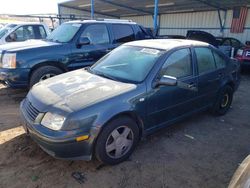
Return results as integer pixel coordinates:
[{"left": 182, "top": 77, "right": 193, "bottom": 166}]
[
  {"left": 158, "top": 75, "right": 177, "bottom": 86},
  {"left": 78, "top": 37, "right": 90, "bottom": 46}
]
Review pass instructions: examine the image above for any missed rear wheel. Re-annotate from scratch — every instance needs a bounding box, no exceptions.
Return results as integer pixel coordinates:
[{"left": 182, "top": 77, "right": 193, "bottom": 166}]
[
  {"left": 29, "top": 66, "right": 63, "bottom": 88},
  {"left": 95, "top": 116, "right": 140, "bottom": 165},
  {"left": 212, "top": 85, "right": 233, "bottom": 115}
]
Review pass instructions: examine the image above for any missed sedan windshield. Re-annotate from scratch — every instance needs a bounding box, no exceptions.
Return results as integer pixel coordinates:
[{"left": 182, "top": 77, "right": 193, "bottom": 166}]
[
  {"left": 47, "top": 23, "right": 81, "bottom": 43},
  {"left": 91, "top": 45, "right": 165, "bottom": 83},
  {"left": 0, "top": 24, "right": 17, "bottom": 39}
]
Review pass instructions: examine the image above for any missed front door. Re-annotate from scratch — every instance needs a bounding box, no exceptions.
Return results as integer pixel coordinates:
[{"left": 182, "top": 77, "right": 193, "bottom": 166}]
[
  {"left": 69, "top": 24, "right": 113, "bottom": 70},
  {"left": 146, "top": 48, "right": 198, "bottom": 130}
]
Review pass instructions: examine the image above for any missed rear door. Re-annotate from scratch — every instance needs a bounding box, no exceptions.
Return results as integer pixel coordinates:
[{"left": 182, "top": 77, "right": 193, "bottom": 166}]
[
  {"left": 69, "top": 23, "right": 112, "bottom": 70},
  {"left": 194, "top": 47, "right": 222, "bottom": 108}
]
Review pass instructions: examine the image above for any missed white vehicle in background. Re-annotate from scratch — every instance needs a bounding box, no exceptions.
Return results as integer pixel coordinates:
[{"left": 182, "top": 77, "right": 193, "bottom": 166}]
[
  {"left": 0, "top": 23, "right": 5, "bottom": 29},
  {"left": 0, "top": 22, "right": 50, "bottom": 45}
]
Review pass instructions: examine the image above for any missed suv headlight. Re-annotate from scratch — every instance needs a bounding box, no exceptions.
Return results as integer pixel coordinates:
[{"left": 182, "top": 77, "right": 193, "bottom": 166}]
[
  {"left": 2, "top": 53, "right": 16, "bottom": 68},
  {"left": 41, "top": 112, "right": 65, "bottom": 130}
]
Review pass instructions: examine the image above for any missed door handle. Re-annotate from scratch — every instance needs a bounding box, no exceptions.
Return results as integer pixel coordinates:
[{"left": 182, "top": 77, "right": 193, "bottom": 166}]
[
  {"left": 105, "top": 49, "right": 112, "bottom": 53},
  {"left": 188, "top": 83, "right": 196, "bottom": 89}
]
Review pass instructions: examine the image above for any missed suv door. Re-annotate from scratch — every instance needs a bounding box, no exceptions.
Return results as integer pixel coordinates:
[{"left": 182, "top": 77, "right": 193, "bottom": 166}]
[
  {"left": 147, "top": 48, "right": 198, "bottom": 129},
  {"left": 69, "top": 23, "right": 113, "bottom": 70},
  {"left": 194, "top": 47, "right": 222, "bottom": 108}
]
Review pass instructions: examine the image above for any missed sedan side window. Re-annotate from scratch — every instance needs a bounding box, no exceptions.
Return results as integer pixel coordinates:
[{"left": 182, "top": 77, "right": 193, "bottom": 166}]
[
  {"left": 195, "top": 47, "right": 216, "bottom": 74},
  {"left": 81, "top": 24, "right": 109, "bottom": 45},
  {"left": 213, "top": 51, "right": 227, "bottom": 69},
  {"left": 160, "top": 48, "right": 192, "bottom": 78}
]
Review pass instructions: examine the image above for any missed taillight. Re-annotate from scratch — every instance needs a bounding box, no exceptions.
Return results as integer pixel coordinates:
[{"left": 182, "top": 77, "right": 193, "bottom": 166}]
[{"left": 237, "top": 49, "right": 243, "bottom": 56}]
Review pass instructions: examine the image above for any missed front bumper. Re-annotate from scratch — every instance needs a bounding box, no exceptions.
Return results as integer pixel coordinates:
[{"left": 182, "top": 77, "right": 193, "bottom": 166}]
[
  {"left": 20, "top": 100, "right": 100, "bottom": 160},
  {"left": 0, "top": 68, "right": 30, "bottom": 88}
]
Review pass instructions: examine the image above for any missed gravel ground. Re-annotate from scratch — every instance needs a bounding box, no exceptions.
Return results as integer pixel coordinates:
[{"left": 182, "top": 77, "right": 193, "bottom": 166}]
[{"left": 0, "top": 73, "right": 249, "bottom": 188}]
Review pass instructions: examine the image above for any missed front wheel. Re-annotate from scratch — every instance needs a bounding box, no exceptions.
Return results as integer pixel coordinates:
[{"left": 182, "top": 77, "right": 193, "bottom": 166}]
[
  {"left": 29, "top": 66, "right": 63, "bottom": 88},
  {"left": 212, "top": 85, "right": 233, "bottom": 116},
  {"left": 95, "top": 116, "right": 140, "bottom": 165}
]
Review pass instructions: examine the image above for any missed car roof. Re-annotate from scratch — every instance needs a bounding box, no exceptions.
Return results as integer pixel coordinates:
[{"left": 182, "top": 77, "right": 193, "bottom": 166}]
[
  {"left": 67, "top": 19, "right": 137, "bottom": 25},
  {"left": 125, "top": 39, "right": 210, "bottom": 51},
  {"left": 6, "top": 22, "right": 45, "bottom": 26}
]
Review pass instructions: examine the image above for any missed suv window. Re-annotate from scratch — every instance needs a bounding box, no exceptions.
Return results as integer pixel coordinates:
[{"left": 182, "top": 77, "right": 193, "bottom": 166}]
[
  {"left": 81, "top": 24, "right": 109, "bottom": 45},
  {"left": 11, "top": 26, "right": 35, "bottom": 41},
  {"left": 160, "top": 48, "right": 192, "bottom": 78},
  {"left": 195, "top": 47, "right": 216, "bottom": 74},
  {"left": 213, "top": 51, "right": 226, "bottom": 68},
  {"left": 112, "top": 24, "right": 135, "bottom": 43}
]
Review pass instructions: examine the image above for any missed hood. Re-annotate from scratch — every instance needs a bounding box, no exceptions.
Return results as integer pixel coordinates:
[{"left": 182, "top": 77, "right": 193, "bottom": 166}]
[
  {"left": 28, "top": 69, "right": 136, "bottom": 113},
  {"left": 0, "top": 39, "right": 60, "bottom": 52}
]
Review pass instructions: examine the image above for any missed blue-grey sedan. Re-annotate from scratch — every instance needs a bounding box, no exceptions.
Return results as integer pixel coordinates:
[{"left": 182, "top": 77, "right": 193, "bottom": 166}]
[{"left": 20, "top": 39, "right": 241, "bottom": 165}]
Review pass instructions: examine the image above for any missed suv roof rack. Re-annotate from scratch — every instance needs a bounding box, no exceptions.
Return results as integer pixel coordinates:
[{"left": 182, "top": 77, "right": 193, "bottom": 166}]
[
  {"left": 95, "top": 18, "right": 133, "bottom": 22},
  {"left": 67, "top": 18, "right": 135, "bottom": 24}
]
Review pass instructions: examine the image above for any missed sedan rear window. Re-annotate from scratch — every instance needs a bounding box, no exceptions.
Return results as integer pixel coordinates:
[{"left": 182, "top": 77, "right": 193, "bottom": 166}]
[{"left": 195, "top": 47, "right": 216, "bottom": 74}]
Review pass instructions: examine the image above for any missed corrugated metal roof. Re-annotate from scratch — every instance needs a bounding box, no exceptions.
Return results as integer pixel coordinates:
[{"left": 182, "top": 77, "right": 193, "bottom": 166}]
[{"left": 59, "top": 0, "right": 250, "bottom": 18}]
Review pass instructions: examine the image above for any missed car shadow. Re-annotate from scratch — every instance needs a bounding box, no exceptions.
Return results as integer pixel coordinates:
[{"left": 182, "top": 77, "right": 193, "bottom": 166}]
[
  {"left": 0, "top": 85, "right": 28, "bottom": 103},
  {"left": 0, "top": 85, "right": 28, "bottom": 132}
]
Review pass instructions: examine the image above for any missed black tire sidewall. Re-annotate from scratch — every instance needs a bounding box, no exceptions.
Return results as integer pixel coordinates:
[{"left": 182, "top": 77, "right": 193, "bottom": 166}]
[
  {"left": 29, "top": 66, "right": 63, "bottom": 88},
  {"left": 213, "top": 85, "right": 233, "bottom": 115},
  {"left": 95, "top": 116, "right": 140, "bottom": 165}
]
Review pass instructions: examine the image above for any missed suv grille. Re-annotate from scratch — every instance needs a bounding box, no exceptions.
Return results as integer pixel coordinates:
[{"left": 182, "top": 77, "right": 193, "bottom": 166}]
[{"left": 23, "top": 99, "right": 40, "bottom": 122}]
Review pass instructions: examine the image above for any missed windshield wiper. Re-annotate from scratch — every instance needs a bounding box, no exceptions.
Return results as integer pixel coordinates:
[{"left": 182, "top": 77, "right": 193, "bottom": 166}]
[{"left": 92, "top": 70, "right": 118, "bottom": 81}]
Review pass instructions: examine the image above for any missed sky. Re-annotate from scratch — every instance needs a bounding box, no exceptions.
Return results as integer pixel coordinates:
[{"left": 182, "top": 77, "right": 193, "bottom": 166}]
[{"left": 0, "top": 0, "right": 67, "bottom": 15}]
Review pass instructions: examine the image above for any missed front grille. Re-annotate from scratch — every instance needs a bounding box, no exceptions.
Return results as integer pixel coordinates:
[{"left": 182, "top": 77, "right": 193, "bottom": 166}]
[{"left": 23, "top": 99, "right": 40, "bottom": 122}]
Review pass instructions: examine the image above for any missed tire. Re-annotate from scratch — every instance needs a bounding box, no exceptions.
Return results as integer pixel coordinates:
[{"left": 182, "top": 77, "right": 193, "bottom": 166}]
[
  {"left": 29, "top": 66, "right": 63, "bottom": 88},
  {"left": 95, "top": 116, "right": 140, "bottom": 165},
  {"left": 212, "top": 85, "right": 233, "bottom": 116}
]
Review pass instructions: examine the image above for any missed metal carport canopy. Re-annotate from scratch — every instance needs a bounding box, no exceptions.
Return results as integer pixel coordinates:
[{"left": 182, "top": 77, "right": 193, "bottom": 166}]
[{"left": 59, "top": 0, "right": 250, "bottom": 32}]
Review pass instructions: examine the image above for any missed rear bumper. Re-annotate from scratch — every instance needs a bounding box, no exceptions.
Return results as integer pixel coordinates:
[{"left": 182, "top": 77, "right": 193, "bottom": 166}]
[
  {"left": 20, "top": 100, "right": 99, "bottom": 160},
  {"left": 0, "top": 68, "right": 30, "bottom": 88}
]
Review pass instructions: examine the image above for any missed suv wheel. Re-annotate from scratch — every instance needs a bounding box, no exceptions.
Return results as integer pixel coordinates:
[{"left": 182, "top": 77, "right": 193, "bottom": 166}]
[
  {"left": 212, "top": 85, "right": 233, "bottom": 115},
  {"left": 29, "top": 66, "right": 63, "bottom": 88},
  {"left": 95, "top": 116, "right": 140, "bottom": 165}
]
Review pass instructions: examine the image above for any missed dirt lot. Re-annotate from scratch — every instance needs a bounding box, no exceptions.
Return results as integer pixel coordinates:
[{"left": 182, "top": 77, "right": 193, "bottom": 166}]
[{"left": 0, "top": 74, "right": 250, "bottom": 188}]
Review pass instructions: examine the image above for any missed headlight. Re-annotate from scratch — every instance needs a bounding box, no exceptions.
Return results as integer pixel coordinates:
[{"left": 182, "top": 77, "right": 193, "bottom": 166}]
[
  {"left": 237, "top": 49, "right": 243, "bottom": 56},
  {"left": 2, "top": 53, "right": 16, "bottom": 68},
  {"left": 41, "top": 112, "right": 65, "bottom": 130}
]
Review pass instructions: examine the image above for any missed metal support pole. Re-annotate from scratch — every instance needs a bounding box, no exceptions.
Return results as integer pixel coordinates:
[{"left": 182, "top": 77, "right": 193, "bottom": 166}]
[
  {"left": 217, "top": 9, "right": 223, "bottom": 32},
  {"left": 91, "top": 0, "right": 94, "bottom": 19},
  {"left": 153, "top": 0, "right": 159, "bottom": 36}
]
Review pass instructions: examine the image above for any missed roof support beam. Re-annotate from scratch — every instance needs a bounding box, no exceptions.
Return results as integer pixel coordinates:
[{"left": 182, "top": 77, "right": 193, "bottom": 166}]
[
  {"left": 153, "top": 0, "right": 159, "bottom": 35},
  {"left": 91, "top": 0, "right": 94, "bottom": 19},
  {"left": 217, "top": 9, "right": 227, "bottom": 32},
  {"left": 59, "top": 4, "right": 119, "bottom": 18},
  {"left": 194, "top": 0, "right": 226, "bottom": 11},
  {"left": 98, "top": 0, "right": 153, "bottom": 15}
]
